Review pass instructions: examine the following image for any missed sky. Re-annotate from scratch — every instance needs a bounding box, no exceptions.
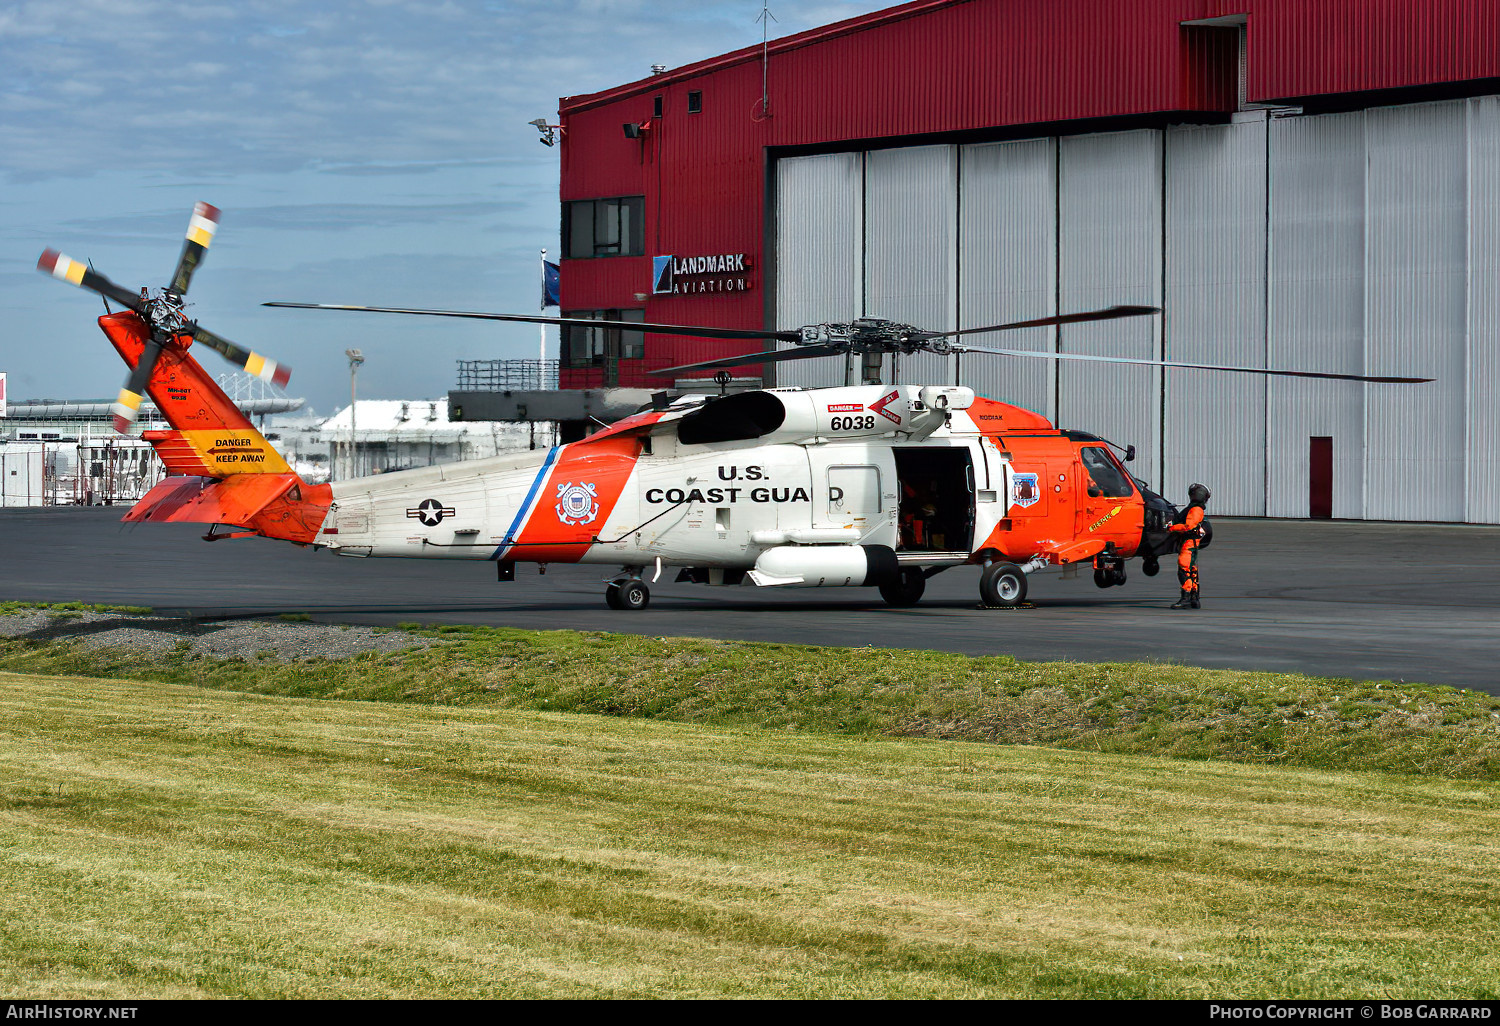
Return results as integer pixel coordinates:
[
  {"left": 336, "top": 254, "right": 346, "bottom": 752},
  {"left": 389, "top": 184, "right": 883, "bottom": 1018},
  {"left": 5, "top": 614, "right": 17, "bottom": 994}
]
[{"left": 0, "top": 0, "right": 890, "bottom": 416}]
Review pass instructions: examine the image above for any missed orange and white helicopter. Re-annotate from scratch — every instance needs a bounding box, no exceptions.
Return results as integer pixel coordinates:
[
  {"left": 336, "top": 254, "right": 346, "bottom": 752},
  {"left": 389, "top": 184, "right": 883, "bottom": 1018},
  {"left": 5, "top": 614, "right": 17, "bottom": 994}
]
[{"left": 39, "top": 205, "right": 1430, "bottom": 610}]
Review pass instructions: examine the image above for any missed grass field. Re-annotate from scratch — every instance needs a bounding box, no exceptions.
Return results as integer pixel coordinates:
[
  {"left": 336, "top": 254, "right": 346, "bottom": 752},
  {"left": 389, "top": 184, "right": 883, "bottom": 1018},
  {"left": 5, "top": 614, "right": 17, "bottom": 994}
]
[
  {"left": 4, "top": 665, "right": 1500, "bottom": 999},
  {"left": 4, "top": 620, "right": 1499, "bottom": 779}
]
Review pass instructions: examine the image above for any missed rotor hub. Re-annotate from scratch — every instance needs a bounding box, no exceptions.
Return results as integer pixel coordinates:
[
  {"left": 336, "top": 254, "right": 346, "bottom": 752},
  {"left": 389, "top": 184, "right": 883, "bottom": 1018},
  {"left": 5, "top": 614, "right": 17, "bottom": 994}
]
[
  {"left": 797, "top": 318, "right": 949, "bottom": 356},
  {"left": 146, "top": 290, "right": 191, "bottom": 336}
]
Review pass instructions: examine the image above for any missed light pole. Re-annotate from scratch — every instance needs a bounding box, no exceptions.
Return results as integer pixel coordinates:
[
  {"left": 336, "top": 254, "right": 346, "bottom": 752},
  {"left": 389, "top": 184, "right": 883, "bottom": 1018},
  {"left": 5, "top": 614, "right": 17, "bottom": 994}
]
[{"left": 345, "top": 348, "right": 364, "bottom": 480}]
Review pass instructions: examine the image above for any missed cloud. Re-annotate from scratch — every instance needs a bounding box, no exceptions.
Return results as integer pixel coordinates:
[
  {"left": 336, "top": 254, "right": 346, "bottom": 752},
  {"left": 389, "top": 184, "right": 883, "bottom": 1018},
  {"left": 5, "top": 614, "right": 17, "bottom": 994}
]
[
  {"left": 0, "top": 0, "right": 893, "bottom": 409},
  {"left": 0, "top": 0, "right": 890, "bottom": 180}
]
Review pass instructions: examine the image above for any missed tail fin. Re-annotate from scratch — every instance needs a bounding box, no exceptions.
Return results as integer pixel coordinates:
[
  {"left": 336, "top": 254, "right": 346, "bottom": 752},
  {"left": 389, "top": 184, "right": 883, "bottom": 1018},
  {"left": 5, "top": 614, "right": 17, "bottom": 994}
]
[
  {"left": 102, "top": 311, "right": 333, "bottom": 543},
  {"left": 99, "top": 311, "right": 290, "bottom": 476}
]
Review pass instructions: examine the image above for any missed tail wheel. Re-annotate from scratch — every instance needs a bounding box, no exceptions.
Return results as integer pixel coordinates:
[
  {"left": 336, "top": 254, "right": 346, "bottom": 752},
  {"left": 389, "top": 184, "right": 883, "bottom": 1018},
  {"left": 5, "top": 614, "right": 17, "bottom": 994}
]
[
  {"left": 980, "top": 562, "right": 1028, "bottom": 607},
  {"left": 606, "top": 579, "right": 650, "bottom": 610},
  {"left": 878, "top": 568, "right": 926, "bottom": 607},
  {"left": 1141, "top": 558, "right": 1160, "bottom": 577}
]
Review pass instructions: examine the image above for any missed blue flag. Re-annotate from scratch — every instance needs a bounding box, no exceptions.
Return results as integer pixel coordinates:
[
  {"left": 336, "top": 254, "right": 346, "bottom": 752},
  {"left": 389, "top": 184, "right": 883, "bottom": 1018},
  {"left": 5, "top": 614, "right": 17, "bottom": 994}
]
[{"left": 542, "top": 260, "right": 560, "bottom": 307}]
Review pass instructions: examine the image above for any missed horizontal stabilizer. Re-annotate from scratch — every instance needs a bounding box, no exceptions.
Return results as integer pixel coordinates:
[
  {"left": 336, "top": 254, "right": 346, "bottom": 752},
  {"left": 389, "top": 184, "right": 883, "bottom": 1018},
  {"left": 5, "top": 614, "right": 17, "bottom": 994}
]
[
  {"left": 124, "top": 473, "right": 332, "bottom": 545},
  {"left": 125, "top": 473, "right": 295, "bottom": 526},
  {"left": 125, "top": 476, "right": 214, "bottom": 522}
]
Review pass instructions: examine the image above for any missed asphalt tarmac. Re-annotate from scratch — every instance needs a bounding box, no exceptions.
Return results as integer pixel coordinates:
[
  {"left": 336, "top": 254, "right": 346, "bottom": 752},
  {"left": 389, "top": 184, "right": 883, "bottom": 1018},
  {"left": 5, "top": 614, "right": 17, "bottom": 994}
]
[{"left": 2, "top": 507, "right": 1497, "bottom": 692}]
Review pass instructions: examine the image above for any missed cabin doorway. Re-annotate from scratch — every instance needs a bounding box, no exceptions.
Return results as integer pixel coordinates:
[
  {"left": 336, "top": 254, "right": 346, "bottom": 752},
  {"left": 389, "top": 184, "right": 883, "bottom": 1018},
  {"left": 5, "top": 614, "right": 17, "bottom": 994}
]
[{"left": 894, "top": 448, "right": 974, "bottom": 552}]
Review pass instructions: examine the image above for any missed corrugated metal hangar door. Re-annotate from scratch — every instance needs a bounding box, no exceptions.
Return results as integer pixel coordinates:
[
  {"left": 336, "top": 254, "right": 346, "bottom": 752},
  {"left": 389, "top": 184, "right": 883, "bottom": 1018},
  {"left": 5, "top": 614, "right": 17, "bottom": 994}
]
[{"left": 773, "top": 96, "right": 1500, "bottom": 523}]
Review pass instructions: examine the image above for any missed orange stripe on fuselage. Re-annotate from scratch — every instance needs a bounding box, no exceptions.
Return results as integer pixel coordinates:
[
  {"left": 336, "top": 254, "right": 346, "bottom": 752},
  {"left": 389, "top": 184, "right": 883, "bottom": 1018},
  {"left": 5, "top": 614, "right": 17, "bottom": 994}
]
[{"left": 503, "top": 433, "right": 644, "bottom": 564}]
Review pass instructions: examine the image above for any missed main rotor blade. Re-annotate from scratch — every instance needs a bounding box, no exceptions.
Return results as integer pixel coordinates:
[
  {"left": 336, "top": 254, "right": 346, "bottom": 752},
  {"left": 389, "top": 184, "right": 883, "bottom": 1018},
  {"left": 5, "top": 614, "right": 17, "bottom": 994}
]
[
  {"left": 929, "top": 304, "right": 1160, "bottom": 339},
  {"left": 190, "top": 324, "right": 291, "bottom": 387},
  {"left": 112, "top": 335, "right": 166, "bottom": 433},
  {"left": 169, "top": 201, "right": 221, "bottom": 296},
  {"left": 263, "top": 302, "right": 804, "bottom": 343},
  {"left": 38, "top": 249, "right": 147, "bottom": 315},
  {"left": 954, "top": 344, "right": 1432, "bottom": 383},
  {"left": 653, "top": 345, "right": 849, "bottom": 376}
]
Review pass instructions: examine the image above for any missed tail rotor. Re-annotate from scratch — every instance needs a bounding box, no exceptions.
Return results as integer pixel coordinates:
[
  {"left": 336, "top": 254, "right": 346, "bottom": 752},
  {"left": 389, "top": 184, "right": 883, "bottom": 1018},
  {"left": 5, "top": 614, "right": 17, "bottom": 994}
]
[{"left": 37, "top": 203, "right": 292, "bottom": 434}]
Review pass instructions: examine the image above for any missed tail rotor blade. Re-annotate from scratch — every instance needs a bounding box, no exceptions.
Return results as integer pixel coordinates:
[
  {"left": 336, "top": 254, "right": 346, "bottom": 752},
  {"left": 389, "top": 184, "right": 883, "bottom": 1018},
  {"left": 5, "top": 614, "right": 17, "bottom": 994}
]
[
  {"left": 169, "top": 202, "right": 220, "bottom": 296},
  {"left": 190, "top": 324, "right": 291, "bottom": 388},
  {"left": 38, "top": 249, "right": 148, "bottom": 315},
  {"left": 111, "top": 336, "right": 166, "bottom": 433}
]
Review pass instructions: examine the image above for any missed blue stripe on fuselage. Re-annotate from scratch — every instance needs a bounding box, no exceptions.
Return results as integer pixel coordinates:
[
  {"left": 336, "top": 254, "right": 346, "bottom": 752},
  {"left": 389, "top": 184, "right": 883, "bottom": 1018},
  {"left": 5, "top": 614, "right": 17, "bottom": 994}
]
[{"left": 491, "top": 445, "right": 561, "bottom": 561}]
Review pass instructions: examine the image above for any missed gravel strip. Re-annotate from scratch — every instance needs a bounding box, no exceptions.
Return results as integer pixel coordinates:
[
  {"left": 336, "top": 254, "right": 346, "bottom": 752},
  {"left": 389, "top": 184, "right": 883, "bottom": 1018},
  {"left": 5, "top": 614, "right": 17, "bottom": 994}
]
[{"left": 0, "top": 609, "right": 439, "bottom": 662}]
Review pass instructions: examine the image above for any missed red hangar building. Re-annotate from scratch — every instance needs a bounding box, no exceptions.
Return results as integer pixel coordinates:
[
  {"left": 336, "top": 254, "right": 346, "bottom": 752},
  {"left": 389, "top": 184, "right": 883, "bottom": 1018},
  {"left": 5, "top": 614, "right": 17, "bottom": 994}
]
[{"left": 551, "top": 0, "right": 1500, "bottom": 524}]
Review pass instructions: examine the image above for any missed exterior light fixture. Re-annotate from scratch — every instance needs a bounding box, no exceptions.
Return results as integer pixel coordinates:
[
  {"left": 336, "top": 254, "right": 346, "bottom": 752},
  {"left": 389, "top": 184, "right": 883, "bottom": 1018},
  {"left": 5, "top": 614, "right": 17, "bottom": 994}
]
[{"left": 528, "top": 118, "right": 560, "bottom": 147}]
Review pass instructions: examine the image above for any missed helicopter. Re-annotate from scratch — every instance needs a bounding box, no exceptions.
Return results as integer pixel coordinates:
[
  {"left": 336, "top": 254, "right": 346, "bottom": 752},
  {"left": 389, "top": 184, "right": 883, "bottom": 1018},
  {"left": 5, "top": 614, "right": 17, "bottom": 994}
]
[{"left": 38, "top": 204, "right": 1431, "bottom": 611}]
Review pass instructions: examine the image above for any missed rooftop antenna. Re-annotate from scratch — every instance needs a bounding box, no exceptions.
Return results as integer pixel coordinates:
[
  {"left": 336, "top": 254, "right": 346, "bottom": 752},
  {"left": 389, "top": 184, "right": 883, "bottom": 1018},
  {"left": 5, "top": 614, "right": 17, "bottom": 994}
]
[{"left": 754, "top": 4, "right": 777, "bottom": 121}]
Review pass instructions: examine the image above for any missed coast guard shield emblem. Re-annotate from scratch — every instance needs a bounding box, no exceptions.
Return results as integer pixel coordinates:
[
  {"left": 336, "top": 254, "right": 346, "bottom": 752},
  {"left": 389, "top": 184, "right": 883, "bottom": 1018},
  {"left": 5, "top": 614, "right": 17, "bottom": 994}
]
[
  {"left": 555, "top": 481, "right": 600, "bottom": 526},
  {"left": 1011, "top": 473, "right": 1041, "bottom": 509}
]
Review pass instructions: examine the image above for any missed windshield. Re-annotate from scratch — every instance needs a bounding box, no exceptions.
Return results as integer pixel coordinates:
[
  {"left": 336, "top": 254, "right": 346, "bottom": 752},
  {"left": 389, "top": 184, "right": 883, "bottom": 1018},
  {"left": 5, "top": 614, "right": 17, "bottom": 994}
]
[{"left": 1080, "top": 446, "right": 1134, "bottom": 498}]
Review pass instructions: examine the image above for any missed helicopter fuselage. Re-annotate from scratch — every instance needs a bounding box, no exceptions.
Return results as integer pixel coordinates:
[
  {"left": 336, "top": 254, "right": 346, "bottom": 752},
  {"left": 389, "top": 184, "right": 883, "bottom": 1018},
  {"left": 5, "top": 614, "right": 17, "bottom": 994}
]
[
  {"left": 314, "top": 384, "right": 1157, "bottom": 602},
  {"left": 103, "top": 309, "right": 1172, "bottom": 609}
]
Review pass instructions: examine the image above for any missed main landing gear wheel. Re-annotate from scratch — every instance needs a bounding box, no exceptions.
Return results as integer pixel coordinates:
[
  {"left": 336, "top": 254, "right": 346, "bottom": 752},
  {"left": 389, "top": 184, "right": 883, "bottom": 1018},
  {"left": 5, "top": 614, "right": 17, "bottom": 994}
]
[
  {"left": 980, "top": 562, "right": 1028, "bottom": 607},
  {"left": 605, "top": 579, "right": 650, "bottom": 610},
  {"left": 1094, "top": 562, "right": 1127, "bottom": 588},
  {"left": 879, "top": 568, "right": 926, "bottom": 607}
]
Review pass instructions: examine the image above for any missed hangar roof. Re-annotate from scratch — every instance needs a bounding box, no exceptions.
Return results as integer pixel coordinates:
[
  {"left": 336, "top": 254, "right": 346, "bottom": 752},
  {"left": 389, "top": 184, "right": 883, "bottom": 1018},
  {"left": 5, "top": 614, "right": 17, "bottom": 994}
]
[{"left": 563, "top": 0, "right": 1500, "bottom": 123}]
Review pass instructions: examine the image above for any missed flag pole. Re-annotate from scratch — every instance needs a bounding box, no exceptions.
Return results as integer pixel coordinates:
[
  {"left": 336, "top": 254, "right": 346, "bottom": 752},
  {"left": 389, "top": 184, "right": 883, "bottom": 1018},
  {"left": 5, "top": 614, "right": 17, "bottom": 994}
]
[{"left": 539, "top": 248, "right": 547, "bottom": 378}]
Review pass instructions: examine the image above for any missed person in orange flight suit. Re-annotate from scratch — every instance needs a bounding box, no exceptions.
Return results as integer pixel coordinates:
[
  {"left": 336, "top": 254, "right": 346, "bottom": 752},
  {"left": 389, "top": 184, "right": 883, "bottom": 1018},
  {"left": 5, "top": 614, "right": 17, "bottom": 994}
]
[
  {"left": 900, "top": 480, "right": 939, "bottom": 550},
  {"left": 1169, "top": 483, "right": 1210, "bottom": 609}
]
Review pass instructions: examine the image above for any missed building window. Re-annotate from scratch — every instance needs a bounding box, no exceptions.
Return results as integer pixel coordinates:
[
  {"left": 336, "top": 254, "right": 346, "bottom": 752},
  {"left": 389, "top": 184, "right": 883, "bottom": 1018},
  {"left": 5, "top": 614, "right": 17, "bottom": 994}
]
[
  {"left": 560, "top": 309, "right": 647, "bottom": 368},
  {"left": 687, "top": 90, "right": 702, "bottom": 113},
  {"left": 653, "top": 95, "right": 663, "bottom": 118},
  {"left": 564, "top": 196, "right": 645, "bottom": 259}
]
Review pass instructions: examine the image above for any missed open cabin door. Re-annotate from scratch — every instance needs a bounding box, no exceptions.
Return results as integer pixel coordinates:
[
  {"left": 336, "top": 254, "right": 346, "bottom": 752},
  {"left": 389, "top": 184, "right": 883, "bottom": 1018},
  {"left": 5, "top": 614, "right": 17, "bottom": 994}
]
[{"left": 893, "top": 447, "right": 974, "bottom": 552}]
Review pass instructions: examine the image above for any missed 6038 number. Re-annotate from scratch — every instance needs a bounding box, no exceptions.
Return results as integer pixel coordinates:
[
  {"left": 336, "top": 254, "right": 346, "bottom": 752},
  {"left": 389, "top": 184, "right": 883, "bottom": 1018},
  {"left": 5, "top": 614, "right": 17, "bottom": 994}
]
[{"left": 830, "top": 415, "right": 877, "bottom": 431}]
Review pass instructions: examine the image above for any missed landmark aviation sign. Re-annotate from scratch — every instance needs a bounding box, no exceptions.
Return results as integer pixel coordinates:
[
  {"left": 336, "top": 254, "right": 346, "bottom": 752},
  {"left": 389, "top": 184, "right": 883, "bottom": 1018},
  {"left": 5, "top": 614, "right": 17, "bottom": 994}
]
[{"left": 652, "top": 253, "right": 755, "bottom": 295}]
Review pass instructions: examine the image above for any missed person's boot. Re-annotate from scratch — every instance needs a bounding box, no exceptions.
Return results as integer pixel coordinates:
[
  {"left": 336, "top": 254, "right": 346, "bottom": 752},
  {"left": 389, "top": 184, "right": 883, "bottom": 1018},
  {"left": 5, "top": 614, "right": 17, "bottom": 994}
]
[
  {"left": 1190, "top": 589, "right": 1200, "bottom": 609},
  {"left": 1170, "top": 590, "right": 1192, "bottom": 609}
]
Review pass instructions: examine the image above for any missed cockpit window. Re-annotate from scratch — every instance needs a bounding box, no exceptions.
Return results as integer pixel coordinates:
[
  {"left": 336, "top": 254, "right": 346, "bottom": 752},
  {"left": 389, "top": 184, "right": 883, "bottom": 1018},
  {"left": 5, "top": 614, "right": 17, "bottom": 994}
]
[{"left": 1080, "top": 446, "right": 1134, "bottom": 498}]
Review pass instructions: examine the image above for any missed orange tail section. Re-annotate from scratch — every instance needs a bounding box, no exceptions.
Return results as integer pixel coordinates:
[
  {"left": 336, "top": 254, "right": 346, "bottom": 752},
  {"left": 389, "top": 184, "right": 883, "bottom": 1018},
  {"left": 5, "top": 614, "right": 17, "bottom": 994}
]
[
  {"left": 103, "top": 312, "right": 332, "bottom": 543},
  {"left": 100, "top": 311, "right": 286, "bottom": 474}
]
